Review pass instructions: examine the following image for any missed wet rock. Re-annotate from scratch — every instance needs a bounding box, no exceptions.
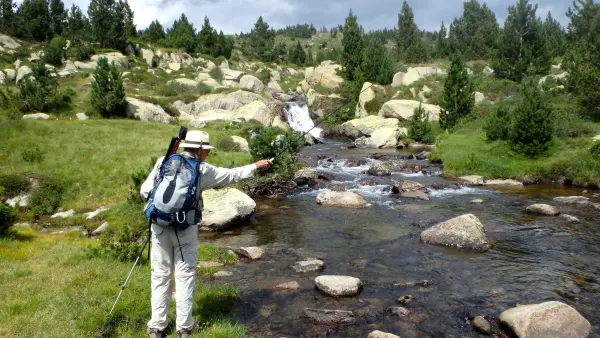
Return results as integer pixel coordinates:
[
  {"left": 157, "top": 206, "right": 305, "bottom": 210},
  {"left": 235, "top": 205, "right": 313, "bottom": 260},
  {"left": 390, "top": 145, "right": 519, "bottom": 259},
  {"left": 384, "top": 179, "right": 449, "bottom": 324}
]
[
  {"left": 471, "top": 199, "right": 484, "bottom": 204},
  {"left": 367, "top": 162, "right": 392, "bottom": 176},
  {"left": 392, "top": 180, "right": 429, "bottom": 201},
  {"left": 485, "top": 179, "right": 524, "bottom": 187},
  {"left": 235, "top": 246, "right": 264, "bottom": 260},
  {"left": 368, "top": 330, "right": 401, "bottom": 338},
  {"left": 396, "top": 295, "right": 414, "bottom": 304},
  {"left": 274, "top": 281, "right": 300, "bottom": 290},
  {"left": 91, "top": 222, "right": 108, "bottom": 236},
  {"left": 303, "top": 308, "right": 356, "bottom": 325},
  {"left": 315, "top": 275, "right": 362, "bottom": 297},
  {"left": 388, "top": 306, "right": 411, "bottom": 317},
  {"left": 553, "top": 196, "right": 590, "bottom": 205},
  {"left": 459, "top": 175, "right": 484, "bottom": 186},
  {"left": 471, "top": 316, "right": 492, "bottom": 334},
  {"left": 428, "top": 182, "right": 461, "bottom": 190},
  {"left": 394, "top": 280, "right": 430, "bottom": 287},
  {"left": 213, "top": 271, "right": 233, "bottom": 277},
  {"left": 345, "top": 156, "right": 369, "bottom": 167},
  {"left": 560, "top": 214, "right": 580, "bottom": 224},
  {"left": 292, "top": 259, "right": 325, "bottom": 273},
  {"left": 197, "top": 261, "right": 224, "bottom": 268},
  {"left": 526, "top": 204, "right": 559, "bottom": 216},
  {"left": 416, "top": 151, "right": 430, "bottom": 160},
  {"left": 294, "top": 168, "right": 318, "bottom": 186},
  {"left": 499, "top": 301, "right": 591, "bottom": 338},
  {"left": 316, "top": 191, "right": 367, "bottom": 208},
  {"left": 51, "top": 209, "right": 75, "bottom": 218},
  {"left": 420, "top": 214, "right": 489, "bottom": 252}
]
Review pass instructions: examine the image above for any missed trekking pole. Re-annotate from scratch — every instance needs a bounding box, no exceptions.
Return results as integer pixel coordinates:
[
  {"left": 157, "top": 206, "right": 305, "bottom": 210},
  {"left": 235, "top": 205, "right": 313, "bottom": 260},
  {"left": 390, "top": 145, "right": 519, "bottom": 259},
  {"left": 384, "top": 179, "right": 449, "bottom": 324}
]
[{"left": 109, "top": 229, "right": 151, "bottom": 315}]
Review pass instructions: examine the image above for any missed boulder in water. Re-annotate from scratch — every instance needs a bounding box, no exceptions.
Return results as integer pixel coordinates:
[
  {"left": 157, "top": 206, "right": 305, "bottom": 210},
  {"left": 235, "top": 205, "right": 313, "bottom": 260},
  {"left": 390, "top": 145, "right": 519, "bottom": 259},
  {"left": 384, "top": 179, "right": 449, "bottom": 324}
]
[
  {"left": 485, "top": 179, "right": 524, "bottom": 187},
  {"left": 316, "top": 191, "right": 367, "bottom": 208},
  {"left": 560, "top": 214, "right": 580, "bottom": 224},
  {"left": 392, "top": 180, "right": 429, "bottom": 201},
  {"left": 274, "top": 281, "right": 300, "bottom": 290},
  {"left": 235, "top": 246, "right": 264, "bottom": 260},
  {"left": 315, "top": 275, "right": 362, "bottom": 297},
  {"left": 471, "top": 316, "right": 492, "bottom": 334},
  {"left": 459, "top": 175, "right": 485, "bottom": 186},
  {"left": 200, "top": 188, "right": 256, "bottom": 231},
  {"left": 292, "top": 259, "right": 325, "bottom": 273},
  {"left": 420, "top": 214, "right": 489, "bottom": 252},
  {"left": 304, "top": 308, "right": 355, "bottom": 325},
  {"left": 526, "top": 204, "right": 559, "bottom": 216},
  {"left": 553, "top": 196, "right": 590, "bottom": 205},
  {"left": 367, "top": 160, "right": 405, "bottom": 176},
  {"left": 499, "top": 301, "right": 591, "bottom": 338}
]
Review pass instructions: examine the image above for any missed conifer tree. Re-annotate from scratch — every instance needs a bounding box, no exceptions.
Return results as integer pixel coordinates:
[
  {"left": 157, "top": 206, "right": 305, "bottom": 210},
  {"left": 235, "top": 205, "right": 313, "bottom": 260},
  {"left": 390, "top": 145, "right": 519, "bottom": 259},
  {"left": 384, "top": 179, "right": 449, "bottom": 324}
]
[
  {"left": 66, "top": 4, "right": 89, "bottom": 41},
  {"left": 440, "top": 54, "right": 474, "bottom": 130},
  {"left": 165, "top": 14, "right": 196, "bottom": 52},
  {"left": 448, "top": 0, "right": 499, "bottom": 60},
  {"left": 16, "top": 0, "right": 53, "bottom": 41},
  {"left": 197, "top": 16, "right": 216, "bottom": 55},
  {"left": 341, "top": 9, "right": 362, "bottom": 81},
  {"left": 49, "top": 0, "right": 67, "bottom": 36},
  {"left": 436, "top": 22, "right": 448, "bottom": 58},
  {"left": 121, "top": 0, "right": 135, "bottom": 38},
  {"left": 0, "top": 0, "right": 16, "bottom": 35},
  {"left": 144, "top": 19, "right": 165, "bottom": 43},
  {"left": 288, "top": 41, "right": 306, "bottom": 66},
  {"left": 248, "top": 16, "right": 274, "bottom": 61},
  {"left": 360, "top": 35, "right": 393, "bottom": 85},
  {"left": 408, "top": 103, "right": 433, "bottom": 143},
  {"left": 396, "top": 1, "right": 427, "bottom": 62},
  {"left": 88, "top": 0, "right": 127, "bottom": 49},
  {"left": 493, "top": 0, "right": 549, "bottom": 82},
  {"left": 509, "top": 76, "right": 553, "bottom": 157},
  {"left": 215, "top": 30, "right": 234, "bottom": 58},
  {"left": 91, "top": 57, "right": 126, "bottom": 118},
  {"left": 543, "top": 11, "right": 566, "bottom": 58}
]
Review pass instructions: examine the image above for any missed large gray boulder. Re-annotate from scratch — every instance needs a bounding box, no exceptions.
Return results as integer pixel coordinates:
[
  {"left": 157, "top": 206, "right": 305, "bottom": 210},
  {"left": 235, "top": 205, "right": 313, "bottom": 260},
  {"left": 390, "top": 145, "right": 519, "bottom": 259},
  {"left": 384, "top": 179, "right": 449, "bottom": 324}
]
[
  {"left": 306, "top": 88, "right": 345, "bottom": 117},
  {"left": 175, "top": 90, "right": 272, "bottom": 116},
  {"left": 200, "top": 188, "right": 256, "bottom": 231},
  {"left": 316, "top": 191, "right": 367, "bottom": 208},
  {"left": 379, "top": 100, "right": 441, "bottom": 121},
  {"left": 141, "top": 48, "right": 157, "bottom": 67},
  {"left": 355, "top": 82, "right": 382, "bottom": 117},
  {"left": 0, "top": 35, "right": 20, "bottom": 49},
  {"left": 459, "top": 175, "right": 485, "bottom": 186},
  {"left": 420, "top": 214, "right": 489, "bottom": 252},
  {"left": 304, "top": 61, "right": 344, "bottom": 89},
  {"left": 126, "top": 97, "right": 173, "bottom": 124},
  {"left": 74, "top": 61, "right": 97, "bottom": 70},
  {"left": 91, "top": 53, "right": 129, "bottom": 69},
  {"left": 499, "top": 301, "right": 591, "bottom": 338},
  {"left": 221, "top": 68, "right": 245, "bottom": 81},
  {"left": 230, "top": 136, "right": 249, "bottom": 152},
  {"left": 315, "top": 275, "right": 362, "bottom": 297},
  {"left": 16, "top": 65, "right": 32, "bottom": 83},
  {"left": 354, "top": 127, "right": 404, "bottom": 149},
  {"left": 239, "top": 74, "right": 264, "bottom": 93},
  {"left": 368, "top": 331, "right": 400, "bottom": 338},
  {"left": 340, "top": 115, "right": 400, "bottom": 139}
]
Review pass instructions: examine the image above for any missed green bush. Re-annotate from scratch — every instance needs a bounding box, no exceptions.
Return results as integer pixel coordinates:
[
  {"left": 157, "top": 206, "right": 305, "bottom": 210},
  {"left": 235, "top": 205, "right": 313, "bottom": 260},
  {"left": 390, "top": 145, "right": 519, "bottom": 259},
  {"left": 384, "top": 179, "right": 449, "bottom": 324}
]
[
  {"left": 364, "top": 88, "right": 393, "bottom": 115},
  {"left": 470, "top": 61, "right": 487, "bottom": 74},
  {"left": 128, "top": 157, "right": 157, "bottom": 204},
  {"left": 91, "top": 58, "right": 127, "bottom": 118},
  {"left": 22, "top": 146, "right": 45, "bottom": 163},
  {"left": 0, "top": 174, "right": 31, "bottom": 199},
  {"left": 249, "top": 126, "right": 304, "bottom": 177},
  {"left": 91, "top": 224, "right": 141, "bottom": 262},
  {"left": 15, "top": 64, "right": 57, "bottom": 112},
  {"left": 484, "top": 106, "right": 511, "bottom": 141},
  {"left": 0, "top": 203, "right": 17, "bottom": 236},
  {"left": 552, "top": 106, "right": 593, "bottom": 138},
  {"left": 42, "top": 36, "right": 67, "bottom": 67},
  {"left": 158, "top": 82, "right": 212, "bottom": 97},
  {"left": 591, "top": 142, "right": 600, "bottom": 160},
  {"left": 215, "top": 136, "right": 241, "bottom": 152},
  {"left": 440, "top": 54, "right": 474, "bottom": 130},
  {"left": 0, "top": 90, "right": 21, "bottom": 121},
  {"left": 29, "top": 176, "right": 68, "bottom": 216},
  {"left": 68, "top": 42, "right": 94, "bottom": 61},
  {"left": 209, "top": 67, "right": 223, "bottom": 82},
  {"left": 408, "top": 103, "right": 434, "bottom": 143}
]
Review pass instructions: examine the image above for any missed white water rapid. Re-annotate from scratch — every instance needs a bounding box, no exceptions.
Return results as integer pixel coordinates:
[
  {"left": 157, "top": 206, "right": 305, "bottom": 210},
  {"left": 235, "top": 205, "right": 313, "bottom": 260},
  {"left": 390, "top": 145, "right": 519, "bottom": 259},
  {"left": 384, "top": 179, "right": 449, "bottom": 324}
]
[{"left": 283, "top": 102, "right": 323, "bottom": 140}]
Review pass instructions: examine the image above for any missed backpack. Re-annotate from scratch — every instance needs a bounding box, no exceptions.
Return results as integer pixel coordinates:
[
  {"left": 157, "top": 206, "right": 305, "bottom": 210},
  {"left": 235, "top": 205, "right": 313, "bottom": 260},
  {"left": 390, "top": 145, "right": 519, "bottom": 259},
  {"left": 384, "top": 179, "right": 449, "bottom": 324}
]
[{"left": 144, "top": 154, "right": 202, "bottom": 230}]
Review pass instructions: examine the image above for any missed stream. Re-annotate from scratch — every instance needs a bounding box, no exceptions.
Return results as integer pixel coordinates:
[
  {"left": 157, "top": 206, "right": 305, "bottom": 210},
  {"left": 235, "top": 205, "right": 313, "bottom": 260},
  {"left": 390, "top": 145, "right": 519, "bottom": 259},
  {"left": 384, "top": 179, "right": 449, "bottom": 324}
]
[{"left": 199, "top": 140, "right": 600, "bottom": 337}]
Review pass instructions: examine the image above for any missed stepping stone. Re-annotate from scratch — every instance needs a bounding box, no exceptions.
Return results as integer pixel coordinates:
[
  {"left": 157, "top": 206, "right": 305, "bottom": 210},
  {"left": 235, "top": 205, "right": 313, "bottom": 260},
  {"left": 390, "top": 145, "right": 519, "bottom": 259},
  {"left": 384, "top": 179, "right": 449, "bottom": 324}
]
[
  {"left": 314, "top": 275, "right": 362, "bottom": 297},
  {"left": 292, "top": 259, "right": 324, "bottom": 273},
  {"left": 235, "top": 247, "right": 264, "bottom": 260}
]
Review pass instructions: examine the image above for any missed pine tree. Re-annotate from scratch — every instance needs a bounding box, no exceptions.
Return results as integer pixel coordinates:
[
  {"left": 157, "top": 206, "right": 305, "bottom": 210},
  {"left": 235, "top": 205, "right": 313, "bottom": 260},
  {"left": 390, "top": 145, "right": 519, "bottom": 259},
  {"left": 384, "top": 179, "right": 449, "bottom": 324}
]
[
  {"left": 396, "top": 1, "right": 427, "bottom": 62},
  {"left": 271, "top": 41, "right": 287, "bottom": 63},
  {"left": 49, "top": 0, "right": 66, "bottom": 36},
  {"left": 165, "top": 14, "right": 196, "bottom": 52},
  {"left": 215, "top": 31, "right": 233, "bottom": 58},
  {"left": 436, "top": 22, "right": 448, "bottom": 58},
  {"left": 288, "top": 41, "right": 306, "bottom": 66},
  {"left": 248, "top": 16, "right": 274, "bottom": 61},
  {"left": 448, "top": 0, "right": 499, "bottom": 60},
  {"left": 66, "top": 4, "right": 89, "bottom": 41},
  {"left": 408, "top": 103, "right": 433, "bottom": 143},
  {"left": 492, "top": 0, "right": 549, "bottom": 82},
  {"left": 16, "top": 0, "right": 53, "bottom": 41},
  {"left": 306, "top": 48, "right": 314, "bottom": 66},
  {"left": 0, "top": 0, "right": 16, "bottom": 35},
  {"left": 91, "top": 57, "right": 126, "bottom": 118},
  {"left": 341, "top": 9, "right": 362, "bottom": 81},
  {"left": 144, "top": 19, "right": 165, "bottom": 43},
  {"left": 439, "top": 54, "right": 474, "bottom": 130},
  {"left": 376, "top": 51, "right": 394, "bottom": 85},
  {"left": 110, "top": 0, "right": 127, "bottom": 50},
  {"left": 543, "top": 11, "right": 566, "bottom": 58},
  {"left": 360, "top": 35, "right": 393, "bottom": 85},
  {"left": 509, "top": 76, "right": 553, "bottom": 157},
  {"left": 197, "top": 17, "right": 216, "bottom": 55},
  {"left": 121, "top": 0, "right": 135, "bottom": 38},
  {"left": 88, "top": 0, "right": 114, "bottom": 48}
]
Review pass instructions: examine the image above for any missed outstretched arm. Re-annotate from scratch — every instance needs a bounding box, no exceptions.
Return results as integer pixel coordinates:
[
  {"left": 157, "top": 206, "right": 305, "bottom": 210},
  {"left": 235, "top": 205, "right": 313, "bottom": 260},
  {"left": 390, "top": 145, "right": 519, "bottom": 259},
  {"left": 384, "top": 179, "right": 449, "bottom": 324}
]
[{"left": 200, "top": 159, "right": 272, "bottom": 190}]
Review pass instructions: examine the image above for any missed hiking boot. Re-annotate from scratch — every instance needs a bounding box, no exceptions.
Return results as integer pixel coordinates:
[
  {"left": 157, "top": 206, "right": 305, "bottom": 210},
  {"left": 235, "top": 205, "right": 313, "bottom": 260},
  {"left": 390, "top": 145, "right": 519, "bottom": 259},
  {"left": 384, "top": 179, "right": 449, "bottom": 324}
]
[
  {"left": 177, "top": 328, "right": 193, "bottom": 338},
  {"left": 146, "top": 327, "right": 165, "bottom": 338}
]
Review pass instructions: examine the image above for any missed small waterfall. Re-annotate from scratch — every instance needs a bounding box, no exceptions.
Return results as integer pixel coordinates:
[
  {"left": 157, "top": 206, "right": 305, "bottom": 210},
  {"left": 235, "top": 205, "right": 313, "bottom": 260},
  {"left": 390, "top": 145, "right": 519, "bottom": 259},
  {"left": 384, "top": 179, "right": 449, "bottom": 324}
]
[{"left": 283, "top": 102, "right": 323, "bottom": 140}]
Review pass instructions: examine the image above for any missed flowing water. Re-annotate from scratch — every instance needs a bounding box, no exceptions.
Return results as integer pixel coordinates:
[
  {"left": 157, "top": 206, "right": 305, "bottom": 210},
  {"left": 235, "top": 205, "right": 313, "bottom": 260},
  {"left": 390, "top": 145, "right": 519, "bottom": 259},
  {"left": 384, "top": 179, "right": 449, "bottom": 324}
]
[
  {"left": 199, "top": 141, "right": 600, "bottom": 337},
  {"left": 283, "top": 102, "right": 323, "bottom": 140}
]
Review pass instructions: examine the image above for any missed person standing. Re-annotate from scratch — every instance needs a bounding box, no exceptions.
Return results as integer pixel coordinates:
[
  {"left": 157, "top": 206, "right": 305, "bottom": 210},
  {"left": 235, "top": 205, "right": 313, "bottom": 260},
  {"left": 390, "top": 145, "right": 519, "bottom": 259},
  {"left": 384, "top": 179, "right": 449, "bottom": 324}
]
[{"left": 140, "top": 130, "right": 272, "bottom": 338}]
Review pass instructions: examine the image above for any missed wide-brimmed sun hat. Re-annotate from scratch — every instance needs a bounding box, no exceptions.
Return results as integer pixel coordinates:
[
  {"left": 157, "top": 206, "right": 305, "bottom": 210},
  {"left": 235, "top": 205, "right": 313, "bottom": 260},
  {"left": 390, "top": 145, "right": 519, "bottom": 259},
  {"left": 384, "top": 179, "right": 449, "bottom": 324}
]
[{"left": 179, "top": 130, "right": 215, "bottom": 149}]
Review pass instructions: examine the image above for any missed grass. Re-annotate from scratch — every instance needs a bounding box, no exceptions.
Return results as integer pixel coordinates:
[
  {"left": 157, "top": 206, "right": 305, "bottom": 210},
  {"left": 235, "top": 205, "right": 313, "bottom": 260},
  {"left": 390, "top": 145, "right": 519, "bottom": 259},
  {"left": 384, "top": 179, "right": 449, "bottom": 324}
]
[
  {"left": 434, "top": 118, "right": 600, "bottom": 185},
  {"left": 0, "top": 119, "right": 253, "bottom": 211},
  {"left": 0, "top": 227, "right": 244, "bottom": 337}
]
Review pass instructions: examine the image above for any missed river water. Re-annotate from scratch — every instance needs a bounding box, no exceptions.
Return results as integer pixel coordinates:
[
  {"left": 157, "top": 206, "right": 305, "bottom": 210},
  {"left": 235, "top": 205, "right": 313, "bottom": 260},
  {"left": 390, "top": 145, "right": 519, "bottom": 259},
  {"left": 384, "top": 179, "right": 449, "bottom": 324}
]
[{"left": 199, "top": 140, "right": 600, "bottom": 337}]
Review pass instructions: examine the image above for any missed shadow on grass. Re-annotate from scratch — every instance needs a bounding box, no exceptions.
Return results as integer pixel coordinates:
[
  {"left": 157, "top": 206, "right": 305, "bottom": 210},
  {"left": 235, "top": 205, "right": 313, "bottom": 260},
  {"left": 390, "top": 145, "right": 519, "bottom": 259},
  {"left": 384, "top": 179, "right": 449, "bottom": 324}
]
[{"left": 3, "top": 229, "right": 35, "bottom": 242}]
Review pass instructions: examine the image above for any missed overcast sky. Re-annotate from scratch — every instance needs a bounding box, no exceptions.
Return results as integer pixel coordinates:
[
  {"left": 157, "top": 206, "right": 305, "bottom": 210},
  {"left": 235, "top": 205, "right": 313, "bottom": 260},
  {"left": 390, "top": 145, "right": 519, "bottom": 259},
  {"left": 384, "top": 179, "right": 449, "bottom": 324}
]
[{"left": 62, "top": 0, "right": 573, "bottom": 34}]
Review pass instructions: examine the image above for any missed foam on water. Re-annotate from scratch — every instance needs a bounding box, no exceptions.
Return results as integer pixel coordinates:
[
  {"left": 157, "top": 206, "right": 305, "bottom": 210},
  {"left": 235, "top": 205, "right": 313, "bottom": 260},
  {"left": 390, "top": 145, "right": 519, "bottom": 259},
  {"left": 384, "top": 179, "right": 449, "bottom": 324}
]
[
  {"left": 428, "top": 186, "right": 493, "bottom": 198},
  {"left": 316, "top": 159, "right": 373, "bottom": 176}
]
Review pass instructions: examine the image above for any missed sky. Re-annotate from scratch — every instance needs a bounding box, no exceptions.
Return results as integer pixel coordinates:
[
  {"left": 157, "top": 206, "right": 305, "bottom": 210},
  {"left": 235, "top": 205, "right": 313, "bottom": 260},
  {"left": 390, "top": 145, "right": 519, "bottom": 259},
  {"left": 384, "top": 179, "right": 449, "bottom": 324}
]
[{"left": 61, "top": 0, "right": 574, "bottom": 34}]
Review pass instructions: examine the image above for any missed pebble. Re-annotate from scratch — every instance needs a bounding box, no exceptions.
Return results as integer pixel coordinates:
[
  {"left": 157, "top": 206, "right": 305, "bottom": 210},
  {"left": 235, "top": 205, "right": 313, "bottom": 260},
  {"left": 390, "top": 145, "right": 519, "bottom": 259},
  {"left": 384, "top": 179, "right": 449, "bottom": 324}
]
[
  {"left": 274, "top": 281, "right": 300, "bottom": 290},
  {"left": 213, "top": 271, "right": 233, "bottom": 277},
  {"left": 471, "top": 316, "right": 492, "bottom": 334}
]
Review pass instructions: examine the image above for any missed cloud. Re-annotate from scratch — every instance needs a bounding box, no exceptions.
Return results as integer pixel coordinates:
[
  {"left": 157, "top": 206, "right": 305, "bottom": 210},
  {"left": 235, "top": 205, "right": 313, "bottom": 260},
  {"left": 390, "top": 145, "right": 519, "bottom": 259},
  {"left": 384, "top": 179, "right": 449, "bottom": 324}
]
[{"left": 62, "top": 0, "right": 573, "bottom": 34}]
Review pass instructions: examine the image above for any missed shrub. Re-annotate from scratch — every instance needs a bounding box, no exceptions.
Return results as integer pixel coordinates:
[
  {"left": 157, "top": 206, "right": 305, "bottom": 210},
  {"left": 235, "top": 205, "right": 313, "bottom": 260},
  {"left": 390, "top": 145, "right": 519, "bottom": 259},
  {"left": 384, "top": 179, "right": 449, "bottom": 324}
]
[
  {"left": 209, "top": 67, "right": 223, "bottom": 82},
  {"left": 249, "top": 126, "right": 304, "bottom": 177},
  {"left": 591, "top": 142, "right": 600, "bottom": 160},
  {"left": 158, "top": 82, "right": 212, "bottom": 97},
  {"left": 552, "top": 106, "right": 593, "bottom": 138},
  {"left": 42, "top": 36, "right": 67, "bottom": 67},
  {"left": 484, "top": 106, "right": 511, "bottom": 141},
  {"left": 68, "top": 43, "right": 94, "bottom": 61},
  {"left": 255, "top": 68, "right": 271, "bottom": 85},
  {"left": 364, "top": 88, "right": 393, "bottom": 115},
  {"left": 22, "top": 146, "right": 45, "bottom": 163},
  {"left": 0, "top": 203, "right": 17, "bottom": 236},
  {"left": 0, "top": 174, "right": 31, "bottom": 198},
  {"left": 92, "top": 224, "right": 141, "bottom": 262},
  {"left": 509, "top": 78, "right": 554, "bottom": 157},
  {"left": 15, "top": 64, "right": 57, "bottom": 112},
  {"left": 29, "top": 176, "right": 67, "bottom": 216},
  {"left": 215, "top": 136, "right": 241, "bottom": 152},
  {"left": 408, "top": 103, "right": 434, "bottom": 143},
  {"left": 0, "top": 90, "right": 21, "bottom": 121},
  {"left": 91, "top": 58, "right": 127, "bottom": 118},
  {"left": 128, "top": 157, "right": 157, "bottom": 204}
]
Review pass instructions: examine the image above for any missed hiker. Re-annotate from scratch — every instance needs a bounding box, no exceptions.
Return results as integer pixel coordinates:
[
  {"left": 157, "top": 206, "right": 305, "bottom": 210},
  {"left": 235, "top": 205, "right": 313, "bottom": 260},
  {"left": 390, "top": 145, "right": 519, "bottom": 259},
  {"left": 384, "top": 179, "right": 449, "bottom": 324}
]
[{"left": 140, "top": 130, "right": 272, "bottom": 338}]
